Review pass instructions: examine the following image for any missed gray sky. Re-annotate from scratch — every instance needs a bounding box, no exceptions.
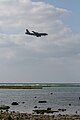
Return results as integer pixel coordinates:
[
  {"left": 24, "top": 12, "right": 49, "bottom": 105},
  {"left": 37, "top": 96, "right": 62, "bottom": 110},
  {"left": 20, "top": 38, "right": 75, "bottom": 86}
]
[{"left": 0, "top": 0, "right": 80, "bottom": 83}]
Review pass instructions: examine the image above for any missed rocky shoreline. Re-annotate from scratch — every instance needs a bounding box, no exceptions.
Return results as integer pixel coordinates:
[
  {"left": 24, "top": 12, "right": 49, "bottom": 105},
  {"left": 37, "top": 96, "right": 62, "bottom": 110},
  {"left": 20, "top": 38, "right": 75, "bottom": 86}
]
[
  {"left": 0, "top": 105, "right": 80, "bottom": 119},
  {"left": 0, "top": 110, "right": 80, "bottom": 120}
]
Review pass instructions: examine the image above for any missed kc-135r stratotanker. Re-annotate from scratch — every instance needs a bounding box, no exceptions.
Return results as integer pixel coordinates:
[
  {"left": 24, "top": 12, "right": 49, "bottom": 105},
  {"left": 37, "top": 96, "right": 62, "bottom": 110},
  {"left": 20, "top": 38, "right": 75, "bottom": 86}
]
[{"left": 25, "top": 29, "right": 48, "bottom": 37}]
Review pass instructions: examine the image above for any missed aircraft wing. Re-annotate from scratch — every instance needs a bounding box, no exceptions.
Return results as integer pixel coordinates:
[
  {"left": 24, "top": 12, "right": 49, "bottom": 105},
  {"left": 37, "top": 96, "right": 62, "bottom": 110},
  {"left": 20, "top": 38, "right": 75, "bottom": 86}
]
[{"left": 32, "top": 31, "right": 38, "bottom": 34}]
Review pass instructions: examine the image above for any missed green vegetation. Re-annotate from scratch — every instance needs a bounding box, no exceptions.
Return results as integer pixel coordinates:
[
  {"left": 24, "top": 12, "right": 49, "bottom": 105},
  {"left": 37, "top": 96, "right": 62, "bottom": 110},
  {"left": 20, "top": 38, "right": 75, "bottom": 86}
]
[
  {"left": 0, "top": 85, "right": 42, "bottom": 89},
  {"left": 0, "top": 105, "right": 10, "bottom": 110}
]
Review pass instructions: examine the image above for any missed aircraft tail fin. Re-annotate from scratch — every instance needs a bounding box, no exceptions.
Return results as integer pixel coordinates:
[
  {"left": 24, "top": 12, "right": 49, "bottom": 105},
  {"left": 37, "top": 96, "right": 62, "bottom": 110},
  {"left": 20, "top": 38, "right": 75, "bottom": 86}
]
[{"left": 26, "top": 29, "right": 30, "bottom": 33}]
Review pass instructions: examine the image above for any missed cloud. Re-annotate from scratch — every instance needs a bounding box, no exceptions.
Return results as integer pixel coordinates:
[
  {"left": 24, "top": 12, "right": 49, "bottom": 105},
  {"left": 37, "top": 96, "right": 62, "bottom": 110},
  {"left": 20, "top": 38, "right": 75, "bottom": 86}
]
[
  {"left": 0, "top": 0, "right": 71, "bottom": 52},
  {"left": 0, "top": 0, "right": 80, "bottom": 82}
]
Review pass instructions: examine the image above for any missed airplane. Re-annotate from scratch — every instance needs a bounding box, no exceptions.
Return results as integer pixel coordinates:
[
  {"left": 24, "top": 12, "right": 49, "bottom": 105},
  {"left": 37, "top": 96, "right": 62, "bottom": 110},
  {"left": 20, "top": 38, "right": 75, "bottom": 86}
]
[{"left": 25, "top": 29, "right": 48, "bottom": 37}]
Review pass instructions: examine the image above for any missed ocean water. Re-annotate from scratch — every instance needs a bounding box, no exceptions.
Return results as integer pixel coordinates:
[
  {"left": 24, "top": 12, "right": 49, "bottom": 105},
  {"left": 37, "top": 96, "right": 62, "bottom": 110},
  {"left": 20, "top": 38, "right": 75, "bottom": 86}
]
[{"left": 0, "top": 83, "right": 80, "bottom": 115}]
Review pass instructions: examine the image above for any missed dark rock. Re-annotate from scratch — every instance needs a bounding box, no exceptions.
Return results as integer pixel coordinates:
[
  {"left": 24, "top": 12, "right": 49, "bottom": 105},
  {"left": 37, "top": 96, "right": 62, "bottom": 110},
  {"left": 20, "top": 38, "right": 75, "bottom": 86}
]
[
  {"left": 33, "top": 109, "right": 59, "bottom": 114},
  {"left": 34, "top": 106, "right": 37, "bottom": 108},
  {"left": 61, "top": 109, "right": 66, "bottom": 112},
  {"left": 38, "top": 101, "right": 47, "bottom": 103},
  {"left": 47, "top": 107, "right": 51, "bottom": 111},
  {"left": 33, "top": 110, "right": 45, "bottom": 114},
  {"left": 11, "top": 102, "right": 19, "bottom": 105},
  {"left": 76, "top": 111, "right": 77, "bottom": 114},
  {"left": 22, "top": 102, "right": 25, "bottom": 104},
  {"left": 58, "top": 108, "right": 62, "bottom": 111},
  {"left": 1, "top": 110, "right": 3, "bottom": 113},
  {"left": 6, "top": 109, "right": 9, "bottom": 112},
  {"left": 69, "top": 104, "right": 71, "bottom": 106},
  {"left": 58, "top": 108, "right": 66, "bottom": 112},
  {"left": 8, "top": 116, "right": 12, "bottom": 120},
  {"left": 58, "top": 114, "right": 62, "bottom": 116},
  {"left": 52, "top": 115, "right": 55, "bottom": 118}
]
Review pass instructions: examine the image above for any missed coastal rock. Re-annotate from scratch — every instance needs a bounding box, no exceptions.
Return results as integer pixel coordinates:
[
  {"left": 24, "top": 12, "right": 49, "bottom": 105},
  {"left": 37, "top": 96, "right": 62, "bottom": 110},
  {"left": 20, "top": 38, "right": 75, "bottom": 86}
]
[
  {"left": 8, "top": 116, "right": 12, "bottom": 120},
  {"left": 11, "top": 102, "right": 19, "bottom": 105},
  {"left": 33, "top": 109, "right": 59, "bottom": 114},
  {"left": 38, "top": 101, "right": 47, "bottom": 103},
  {"left": 58, "top": 108, "right": 66, "bottom": 112},
  {"left": 22, "top": 102, "right": 25, "bottom": 104},
  {"left": 69, "top": 104, "right": 71, "bottom": 106},
  {"left": 34, "top": 106, "right": 38, "bottom": 108},
  {"left": 47, "top": 107, "right": 51, "bottom": 111},
  {"left": 61, "top": 109, "right": 66, "bottom": 112}
]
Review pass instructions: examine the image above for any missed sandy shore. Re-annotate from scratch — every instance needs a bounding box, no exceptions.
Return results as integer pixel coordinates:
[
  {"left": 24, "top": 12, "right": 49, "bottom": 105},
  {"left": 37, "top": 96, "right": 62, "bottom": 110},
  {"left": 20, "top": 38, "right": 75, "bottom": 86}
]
[{"left": 0, "top": 111, "right": 80, "bottom": 120}]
